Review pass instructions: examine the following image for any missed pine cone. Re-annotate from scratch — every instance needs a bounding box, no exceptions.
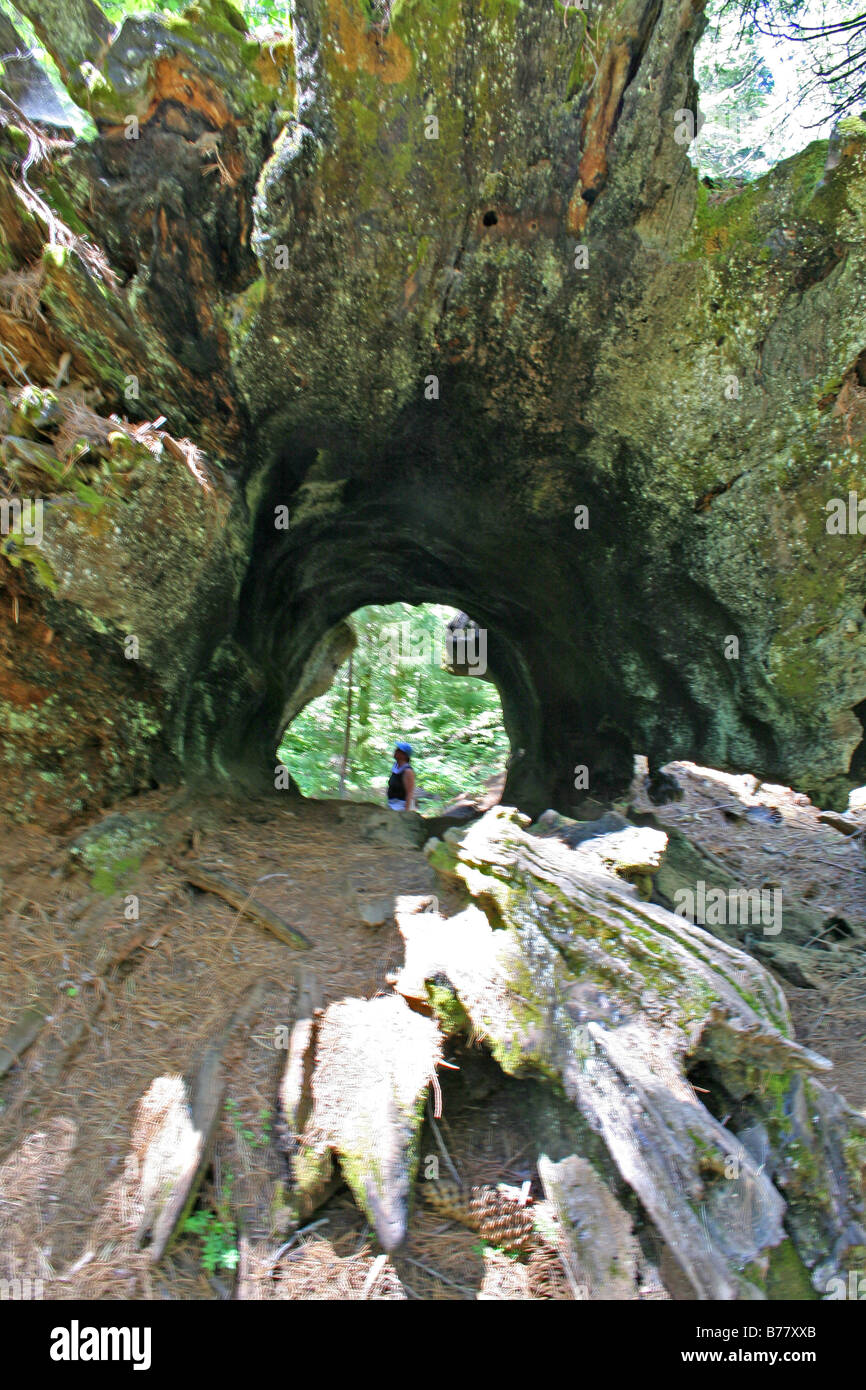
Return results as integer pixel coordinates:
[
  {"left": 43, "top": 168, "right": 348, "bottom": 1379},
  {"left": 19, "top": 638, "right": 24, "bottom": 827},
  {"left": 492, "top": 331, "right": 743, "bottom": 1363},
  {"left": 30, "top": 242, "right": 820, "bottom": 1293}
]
[{"left": 420, "top": 1179, "right": 535, "bottom": 1251}]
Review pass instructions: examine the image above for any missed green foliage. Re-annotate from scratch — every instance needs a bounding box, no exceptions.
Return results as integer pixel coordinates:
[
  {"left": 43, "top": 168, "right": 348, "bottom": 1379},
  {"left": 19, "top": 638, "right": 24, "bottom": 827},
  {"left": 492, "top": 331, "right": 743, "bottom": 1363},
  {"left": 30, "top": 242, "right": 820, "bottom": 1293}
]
[
  {"left": 225, "top": 1097, "right": 272, "bottom": 1146},
  {"left": 183, "top": 1172, "right": 239, "bottom": 1277},
  {"left": 695, "top": 0, "right": 866, "bottom": 179},
  {"left": 99, "top": 0, "right": 193, "bottom": 18},
  {"left": 472, "top": 1238, "right": 522, "bottom": 1261},
  {"left": 0, "top": 518, "right": 59, "bottom": 593},
  {"left": 279, "top": 603, "right": 509, "bottom": 811},
  {"left": 721, "top": 0, "right": 866, "bottom": 120},
  {"left": 65, "top": 0, "right": 293, "bottom": 28},
  {"left": 695, "top": 11, "right": 776, "bottom": 177}
]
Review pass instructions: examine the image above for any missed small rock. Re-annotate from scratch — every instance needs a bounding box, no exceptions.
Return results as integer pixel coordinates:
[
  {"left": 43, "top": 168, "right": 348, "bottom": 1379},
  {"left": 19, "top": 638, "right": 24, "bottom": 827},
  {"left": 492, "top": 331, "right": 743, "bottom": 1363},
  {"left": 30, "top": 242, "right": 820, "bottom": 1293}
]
[
  {"left": 69, "top": 811, "right": 164, "bottom": 887},
  {"left": 356, "top": 894, "right": 394, "bottom": 928}
]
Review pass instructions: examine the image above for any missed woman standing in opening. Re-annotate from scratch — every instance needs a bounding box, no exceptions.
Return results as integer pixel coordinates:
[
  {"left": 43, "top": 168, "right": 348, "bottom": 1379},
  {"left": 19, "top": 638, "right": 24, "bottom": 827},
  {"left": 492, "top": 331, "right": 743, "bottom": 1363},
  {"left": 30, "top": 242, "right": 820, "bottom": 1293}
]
[{"left": 387, "top": 741, "right": 415, "bottom": 812}]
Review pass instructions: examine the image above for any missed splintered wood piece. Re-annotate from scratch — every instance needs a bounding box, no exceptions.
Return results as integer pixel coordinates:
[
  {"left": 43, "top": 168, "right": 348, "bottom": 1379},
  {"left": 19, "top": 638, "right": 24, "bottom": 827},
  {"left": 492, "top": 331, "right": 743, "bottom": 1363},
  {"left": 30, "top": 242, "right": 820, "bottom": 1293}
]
[
  {"left": 217, "top": 974, "right": 322, "bottom": 1246},
  {"left": 537, "top": 1153, "right": 643, "bottom": 1300},
  {"left": 179, "top": 862, "right": 313, "bottom": 950},
  {"left": 278, "top": 966, "right": 323, "bottom": 1134},
  {"left": 134, "top": 980, "right": 265, "bottom": 1262},
  {"left": 290, "top": 995, "right": 443, "bottom": 1252},
  {"left": 272, "top": 969, "right": 341, "bottom": 1228}
]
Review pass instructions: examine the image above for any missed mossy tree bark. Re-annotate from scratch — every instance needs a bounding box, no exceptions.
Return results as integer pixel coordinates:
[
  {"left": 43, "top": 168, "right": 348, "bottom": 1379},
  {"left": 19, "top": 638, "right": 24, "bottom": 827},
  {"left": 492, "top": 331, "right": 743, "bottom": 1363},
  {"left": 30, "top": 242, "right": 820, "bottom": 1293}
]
[
  {"left": 396, "top": 807, "right": 866, "bottom": 1298},
  {"left": 0, "top": 0, "right": 865, "bottom": 822}
]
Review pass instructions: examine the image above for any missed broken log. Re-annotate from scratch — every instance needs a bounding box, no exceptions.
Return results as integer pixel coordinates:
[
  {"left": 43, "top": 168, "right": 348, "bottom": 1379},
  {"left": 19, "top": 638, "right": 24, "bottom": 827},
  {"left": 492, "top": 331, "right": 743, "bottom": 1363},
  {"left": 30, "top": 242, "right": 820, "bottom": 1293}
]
[
  {"left": 286, "top": 994, "right": 442, "bottom": 1252},
  {"left": 179, "top": 862, "right": 313, "bottom": 950},
  {"left": 629, "top": 807, "right": 864, "bottom": 990},
  {"left": 403, "top": 806, "right": 866, "bottom": 1299}
]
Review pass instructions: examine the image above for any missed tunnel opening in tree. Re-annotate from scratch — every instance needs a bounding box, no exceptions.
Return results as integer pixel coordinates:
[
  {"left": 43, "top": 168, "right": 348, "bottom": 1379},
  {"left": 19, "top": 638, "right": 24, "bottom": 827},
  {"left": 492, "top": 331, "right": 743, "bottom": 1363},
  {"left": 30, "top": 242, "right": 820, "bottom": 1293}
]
[{"left": 277, "top": 603, "right": 510, "bottom": 812}]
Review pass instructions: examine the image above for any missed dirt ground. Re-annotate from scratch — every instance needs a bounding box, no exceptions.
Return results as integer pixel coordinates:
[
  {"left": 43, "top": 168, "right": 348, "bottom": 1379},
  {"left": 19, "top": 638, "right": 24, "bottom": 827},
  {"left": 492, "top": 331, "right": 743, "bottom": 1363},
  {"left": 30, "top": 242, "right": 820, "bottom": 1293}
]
[{"left": 0, "top": 764, "right": 863, "bottom": 1300}]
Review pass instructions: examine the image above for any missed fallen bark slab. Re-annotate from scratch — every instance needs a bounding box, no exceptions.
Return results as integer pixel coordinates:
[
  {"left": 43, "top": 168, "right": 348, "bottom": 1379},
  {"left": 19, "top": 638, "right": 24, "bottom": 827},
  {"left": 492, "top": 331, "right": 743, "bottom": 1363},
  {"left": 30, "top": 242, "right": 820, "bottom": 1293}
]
[
  {"left": 272, "top": 968, "right": 347, "bottom": 1229},
  {"left": 179, "top": 862, "right": 313, "bottom": 951},
  {"left": 405, "top": 806, "right": 866, "bottom": 1299},
  {"left": 277, "top": 966, "right": 322, "bottom": 1138},
  {"left": 288, "top": 995, "right": 442, "bottom": 1252},
  {"left": 214, "top": 972, "right": 321, "bottom": 1246},
  {"left": 133, "top": 980, "right": 264, "bottom": 1263}
]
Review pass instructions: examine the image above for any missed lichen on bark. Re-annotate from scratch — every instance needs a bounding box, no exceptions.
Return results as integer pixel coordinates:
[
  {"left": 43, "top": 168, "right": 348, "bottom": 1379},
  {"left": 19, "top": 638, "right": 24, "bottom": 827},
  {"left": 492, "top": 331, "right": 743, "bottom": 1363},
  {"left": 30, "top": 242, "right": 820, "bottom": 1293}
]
[{"left": 0, "top": 0, "right": 865, "bottom": 820}]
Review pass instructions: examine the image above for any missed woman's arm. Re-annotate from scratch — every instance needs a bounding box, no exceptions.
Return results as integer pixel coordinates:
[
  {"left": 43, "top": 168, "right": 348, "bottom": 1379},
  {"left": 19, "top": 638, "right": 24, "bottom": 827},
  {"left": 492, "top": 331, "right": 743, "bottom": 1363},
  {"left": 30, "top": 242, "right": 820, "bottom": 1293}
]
[{"left": 403, "top": 768, "right": 415, "bottom": 811}]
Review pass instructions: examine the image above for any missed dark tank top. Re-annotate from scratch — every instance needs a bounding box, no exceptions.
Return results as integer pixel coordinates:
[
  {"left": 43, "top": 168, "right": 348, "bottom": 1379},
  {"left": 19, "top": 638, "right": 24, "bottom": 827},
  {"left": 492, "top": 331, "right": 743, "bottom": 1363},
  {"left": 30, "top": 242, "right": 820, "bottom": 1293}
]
[{"left": 387, "top": 765, "right": 410, "bottom": 800}]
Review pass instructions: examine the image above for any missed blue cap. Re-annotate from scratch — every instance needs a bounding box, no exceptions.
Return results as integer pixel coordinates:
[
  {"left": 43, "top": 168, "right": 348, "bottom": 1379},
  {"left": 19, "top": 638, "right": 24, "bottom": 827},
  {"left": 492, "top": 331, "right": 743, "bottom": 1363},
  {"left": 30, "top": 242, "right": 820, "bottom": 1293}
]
[{"left": 394, "top": 741, "right": 413, "bottom": 756}]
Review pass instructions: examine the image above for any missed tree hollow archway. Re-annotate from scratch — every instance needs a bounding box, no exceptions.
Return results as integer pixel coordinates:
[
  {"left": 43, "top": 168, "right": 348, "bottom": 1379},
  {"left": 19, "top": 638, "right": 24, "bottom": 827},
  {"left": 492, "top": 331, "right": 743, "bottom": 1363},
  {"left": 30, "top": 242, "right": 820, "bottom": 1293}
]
[
  {"left": 277, "top": 602, "right": 510, "bottom": 811},
  {"left": 1, "top": 0, "right": 865, "bottom": 828}
]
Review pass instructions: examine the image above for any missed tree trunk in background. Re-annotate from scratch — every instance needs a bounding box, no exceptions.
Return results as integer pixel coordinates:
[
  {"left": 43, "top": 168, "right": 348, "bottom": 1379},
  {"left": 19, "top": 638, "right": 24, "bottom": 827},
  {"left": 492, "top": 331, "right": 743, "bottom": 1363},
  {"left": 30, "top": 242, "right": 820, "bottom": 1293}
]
[{"left": 338, "top": 651, "right": 354, "bottom": 798}]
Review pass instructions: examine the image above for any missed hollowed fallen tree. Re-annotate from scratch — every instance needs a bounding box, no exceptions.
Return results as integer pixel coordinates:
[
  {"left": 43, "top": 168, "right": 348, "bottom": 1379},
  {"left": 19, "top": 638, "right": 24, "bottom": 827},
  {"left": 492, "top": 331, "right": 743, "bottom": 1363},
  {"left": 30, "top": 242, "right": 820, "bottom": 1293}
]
[
  {"left": 2, "top": 0, "right": 866, "bottom": 824},
  {"left": 387, "top": 807, "right": 866, "bottom": 1299}
]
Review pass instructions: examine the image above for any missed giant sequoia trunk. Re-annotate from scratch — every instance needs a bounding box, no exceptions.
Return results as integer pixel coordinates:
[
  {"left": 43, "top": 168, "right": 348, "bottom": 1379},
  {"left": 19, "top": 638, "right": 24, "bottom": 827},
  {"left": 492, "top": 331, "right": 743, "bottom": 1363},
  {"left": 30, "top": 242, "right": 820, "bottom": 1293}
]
[{"left": 1, "top": 0, "right": 865, "bottom": 823}]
